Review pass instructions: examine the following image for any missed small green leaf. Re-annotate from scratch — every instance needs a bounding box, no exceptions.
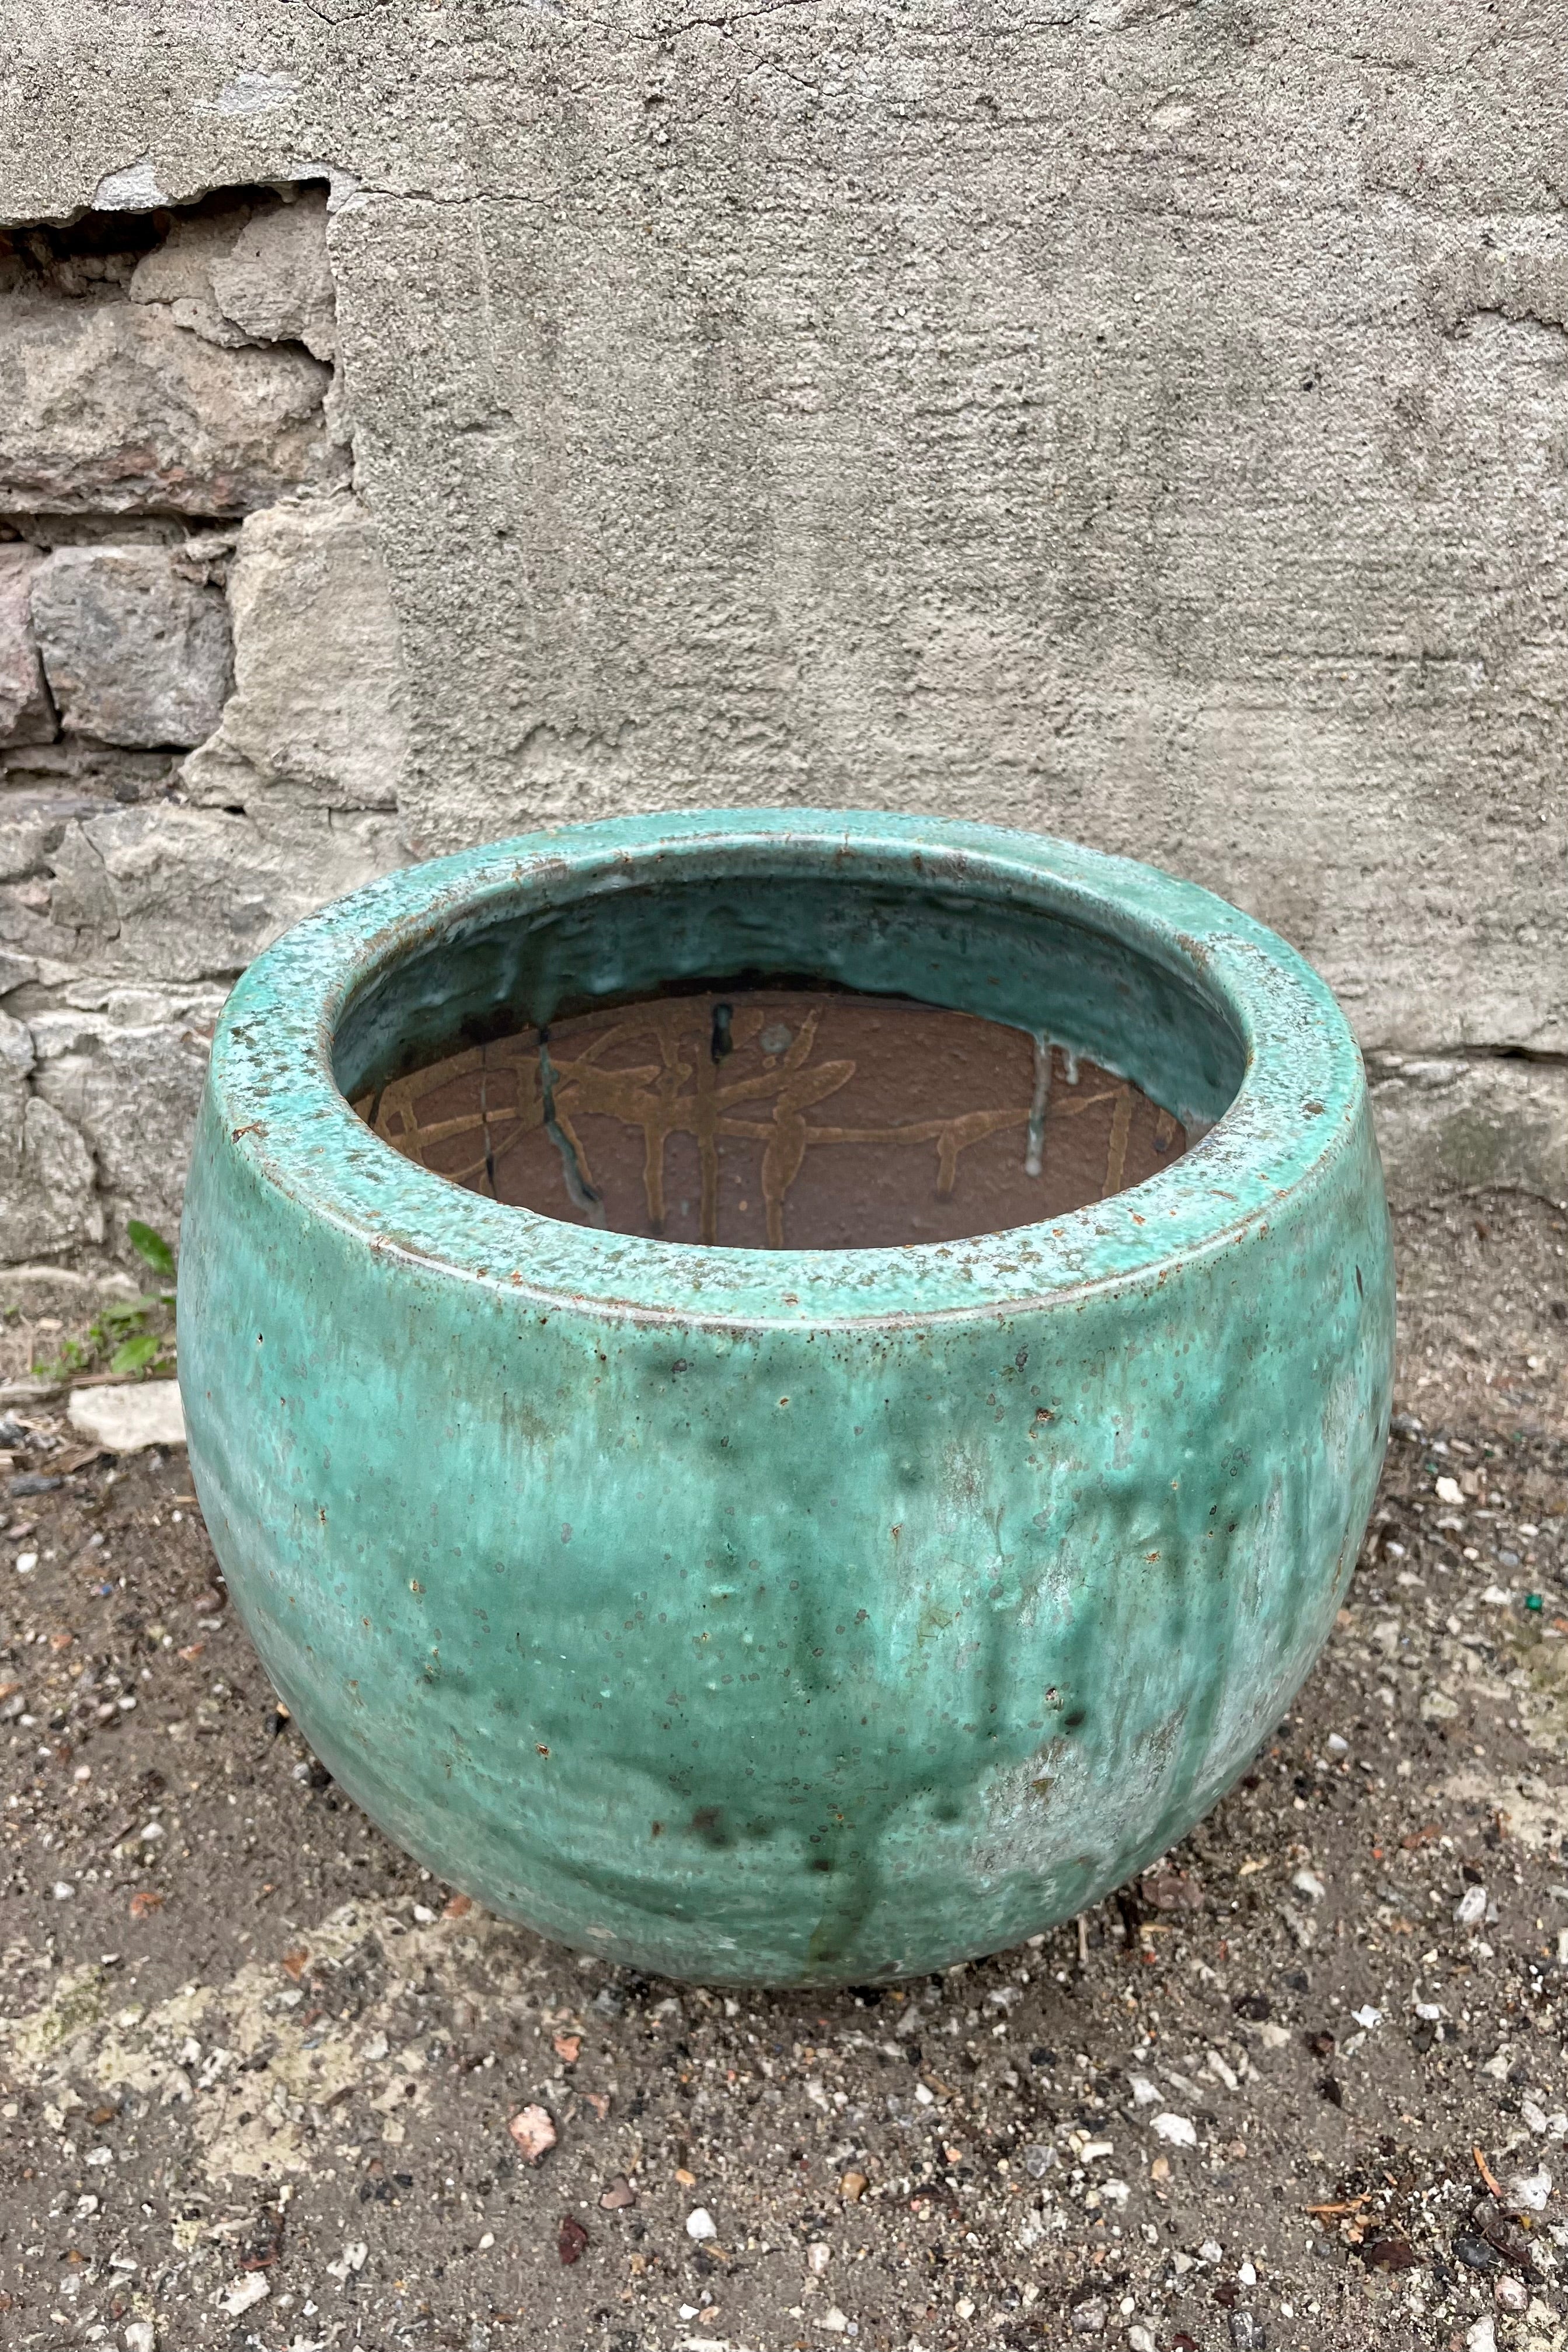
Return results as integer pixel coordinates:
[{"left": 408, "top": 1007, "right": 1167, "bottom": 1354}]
[
  {"left": 126, "top": 1220, "right": 176, "bottom": 1281},
  {"left": 109, "top": 1331, "right": 161, "bottom": 1377},
  {"left": 101, "top": 1297, "right": 156, "bottom": 1329}
]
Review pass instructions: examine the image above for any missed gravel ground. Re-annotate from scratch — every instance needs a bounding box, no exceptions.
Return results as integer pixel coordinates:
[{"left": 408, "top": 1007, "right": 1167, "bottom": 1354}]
[{"left": 1, "top": 1187, "right": 1566, "bottom": 2352}]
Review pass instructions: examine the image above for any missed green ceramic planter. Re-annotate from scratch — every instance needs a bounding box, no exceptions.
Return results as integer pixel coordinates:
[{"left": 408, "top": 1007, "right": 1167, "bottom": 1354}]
[{"left": 178, "top": 810, "right": 1393, "bottom": 1986}]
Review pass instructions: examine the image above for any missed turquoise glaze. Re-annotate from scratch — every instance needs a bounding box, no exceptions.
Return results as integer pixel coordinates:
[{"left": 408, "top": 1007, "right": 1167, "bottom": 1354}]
[{"left": 178, "top": 811, "right": 1393, "bottom": 1985}]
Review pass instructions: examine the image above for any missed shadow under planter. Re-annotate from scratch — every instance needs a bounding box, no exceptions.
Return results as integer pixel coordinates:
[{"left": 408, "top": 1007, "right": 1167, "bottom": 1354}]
[{"left": 179, "top": 810, "right": 1393, "bottom": 1985}]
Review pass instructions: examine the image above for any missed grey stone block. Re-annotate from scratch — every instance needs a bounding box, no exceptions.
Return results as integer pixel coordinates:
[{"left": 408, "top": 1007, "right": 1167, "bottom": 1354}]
[
  {"left": 44, "top": 819, "right": 120, "bottom": 944},
  {"left": 30, "top": 545, "right": 232, "bottom": 749},
  {"left": 0, "top": 296, "right": 345, "bottom": 516},
  {"left": 0, "top": 814, "right": 53, "bottom": 886},
  {"left": 0, "top": 1012, "right": 102, "bottom": 1261},
  {"left": 124, "top": 195, "right": 259, "bottom": 349},
  {"left": 6, "top": 803, "right": 406, "bottom": 989},
  {"left": 30, "top": 994, "right": 224, "bottom": 1238},
  {"left": 75, "top": 802, "right": 409, "bottom": 984},
  {"left": 183, "top": 492, "right": 406, "bottom": 810},
  {"left": 130, "top": 186, "right": 336, "bottom": 360},
  {"left": 210, "top": 190, "right": 336, "bottom": 361},
  {"left": 0, "top": 545, "right": 56, "bottom": 748}
]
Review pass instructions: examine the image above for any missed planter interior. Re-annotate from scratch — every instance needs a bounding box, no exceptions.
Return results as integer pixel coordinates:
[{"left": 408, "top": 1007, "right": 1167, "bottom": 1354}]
[{"left": 338, "top": 863, "right": 1246, "bottom": 1249}]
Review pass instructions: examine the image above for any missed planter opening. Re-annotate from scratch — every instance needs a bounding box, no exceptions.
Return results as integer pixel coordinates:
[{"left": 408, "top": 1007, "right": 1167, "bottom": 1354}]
[{"left": 337, "top": 856, "right": 1243, "bottom": 1250}]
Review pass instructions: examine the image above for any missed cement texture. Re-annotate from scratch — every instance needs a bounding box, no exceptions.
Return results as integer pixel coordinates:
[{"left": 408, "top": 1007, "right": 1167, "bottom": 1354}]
[{"left": 0, "top": 0, "right": 1565, "bottom": 1268}]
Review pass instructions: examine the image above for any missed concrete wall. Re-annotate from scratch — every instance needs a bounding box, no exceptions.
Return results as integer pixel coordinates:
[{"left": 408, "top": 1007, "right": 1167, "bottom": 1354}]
[{"left": 1, "top": 0, "right": 1564, "bottom": 1269}]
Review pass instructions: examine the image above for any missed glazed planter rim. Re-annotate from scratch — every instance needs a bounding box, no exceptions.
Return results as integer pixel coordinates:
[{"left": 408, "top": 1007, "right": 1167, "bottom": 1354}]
[{"left": 208, "top": 808, "right": 1362, "bottom": 1330}]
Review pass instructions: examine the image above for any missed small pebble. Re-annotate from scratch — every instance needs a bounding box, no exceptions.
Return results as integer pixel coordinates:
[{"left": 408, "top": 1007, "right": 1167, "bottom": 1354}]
[
  {"left": 1503, "top": 2166, "right": 1552, "bottom": 2215},
  {"left": 1153, "top": 2113, "right": 1197, "bottom": 2148},
  {"left": 507, "top": 2105, "right": 557, "bottom": 2165}
]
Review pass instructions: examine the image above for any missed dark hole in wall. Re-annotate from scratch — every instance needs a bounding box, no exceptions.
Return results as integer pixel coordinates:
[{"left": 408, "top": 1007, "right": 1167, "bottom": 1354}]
[{"left": 0, "top": 182, "right": 330, "bottom": 301}]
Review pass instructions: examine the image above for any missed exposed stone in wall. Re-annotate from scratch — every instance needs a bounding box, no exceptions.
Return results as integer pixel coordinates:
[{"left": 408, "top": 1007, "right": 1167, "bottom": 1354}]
[
  {"left": 5, "top": 801, "right": 404, "bottom": 987},
  {"left": 183, "top": 491, "right": 406, "bottom": 811},
  {"left": 29, "top": 989, "right": 237, "bottom": 1241},
  {"left": 0, "top": 306, "right": 342, "bottom": 518},
  {"left": 0, "top": 181, "right": 408, "bottom": 1269},
  {"left": 0, "top": 1010, "right": 102, "bottom": 1260},
  {"left": 30, "top": 543, "right": 232, "bottom": 747},
  {"left": 0, "top": 197, "right": 346, "bottom": 515},
  {"left": 0, "top": 546, "right": 54, "bottom": 746},
  {"left": 131, "top": 187, "right": 337, "bottom": 363}
]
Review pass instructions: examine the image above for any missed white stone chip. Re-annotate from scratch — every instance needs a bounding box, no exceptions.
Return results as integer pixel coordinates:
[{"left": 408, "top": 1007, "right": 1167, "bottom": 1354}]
[
  {"left": 218, "top": 2270, "right": 270, "bottom": 2316},
  {"left": 68, "top": 1381, "right": 186, "bottom": 1454},
  {"left": 209, "top": 69, "right": 300, "bottom": 117},
  {"left": 93, "top": 156, "right": 169, "bottom": 210},
  {"left": 1504, "top": 2167, "right": 1552, "bottom": 2215}
]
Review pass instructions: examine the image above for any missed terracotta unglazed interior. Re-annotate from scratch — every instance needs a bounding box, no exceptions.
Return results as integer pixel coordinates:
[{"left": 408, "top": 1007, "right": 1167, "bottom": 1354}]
[{"left": 356, "top": 985, "right": 1189, "bottom": 1250}]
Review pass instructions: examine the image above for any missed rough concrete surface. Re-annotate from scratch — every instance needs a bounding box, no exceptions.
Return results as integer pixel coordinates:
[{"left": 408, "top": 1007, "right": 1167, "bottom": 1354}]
[
  {"left": 0, "top": 1193, "right": 1565, "bottom": 2352},
  {"left": 0, "top": 0, "right": 1564, "bottom": 1269}
]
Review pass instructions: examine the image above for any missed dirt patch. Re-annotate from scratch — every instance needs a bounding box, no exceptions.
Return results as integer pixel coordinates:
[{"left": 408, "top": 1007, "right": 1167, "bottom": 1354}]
[
  {"left": 1395, "top": 1187, "right": 1568, "bottom": 1443},
  {"left": 1, "top": 1189, "right": 1566, "bottom": 2350}
]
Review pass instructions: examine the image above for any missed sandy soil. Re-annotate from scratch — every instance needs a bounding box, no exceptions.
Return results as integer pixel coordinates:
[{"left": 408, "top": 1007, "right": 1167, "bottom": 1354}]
[{"left": 1, "top": 1187, "right": 1566, "bottom": 2352}]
